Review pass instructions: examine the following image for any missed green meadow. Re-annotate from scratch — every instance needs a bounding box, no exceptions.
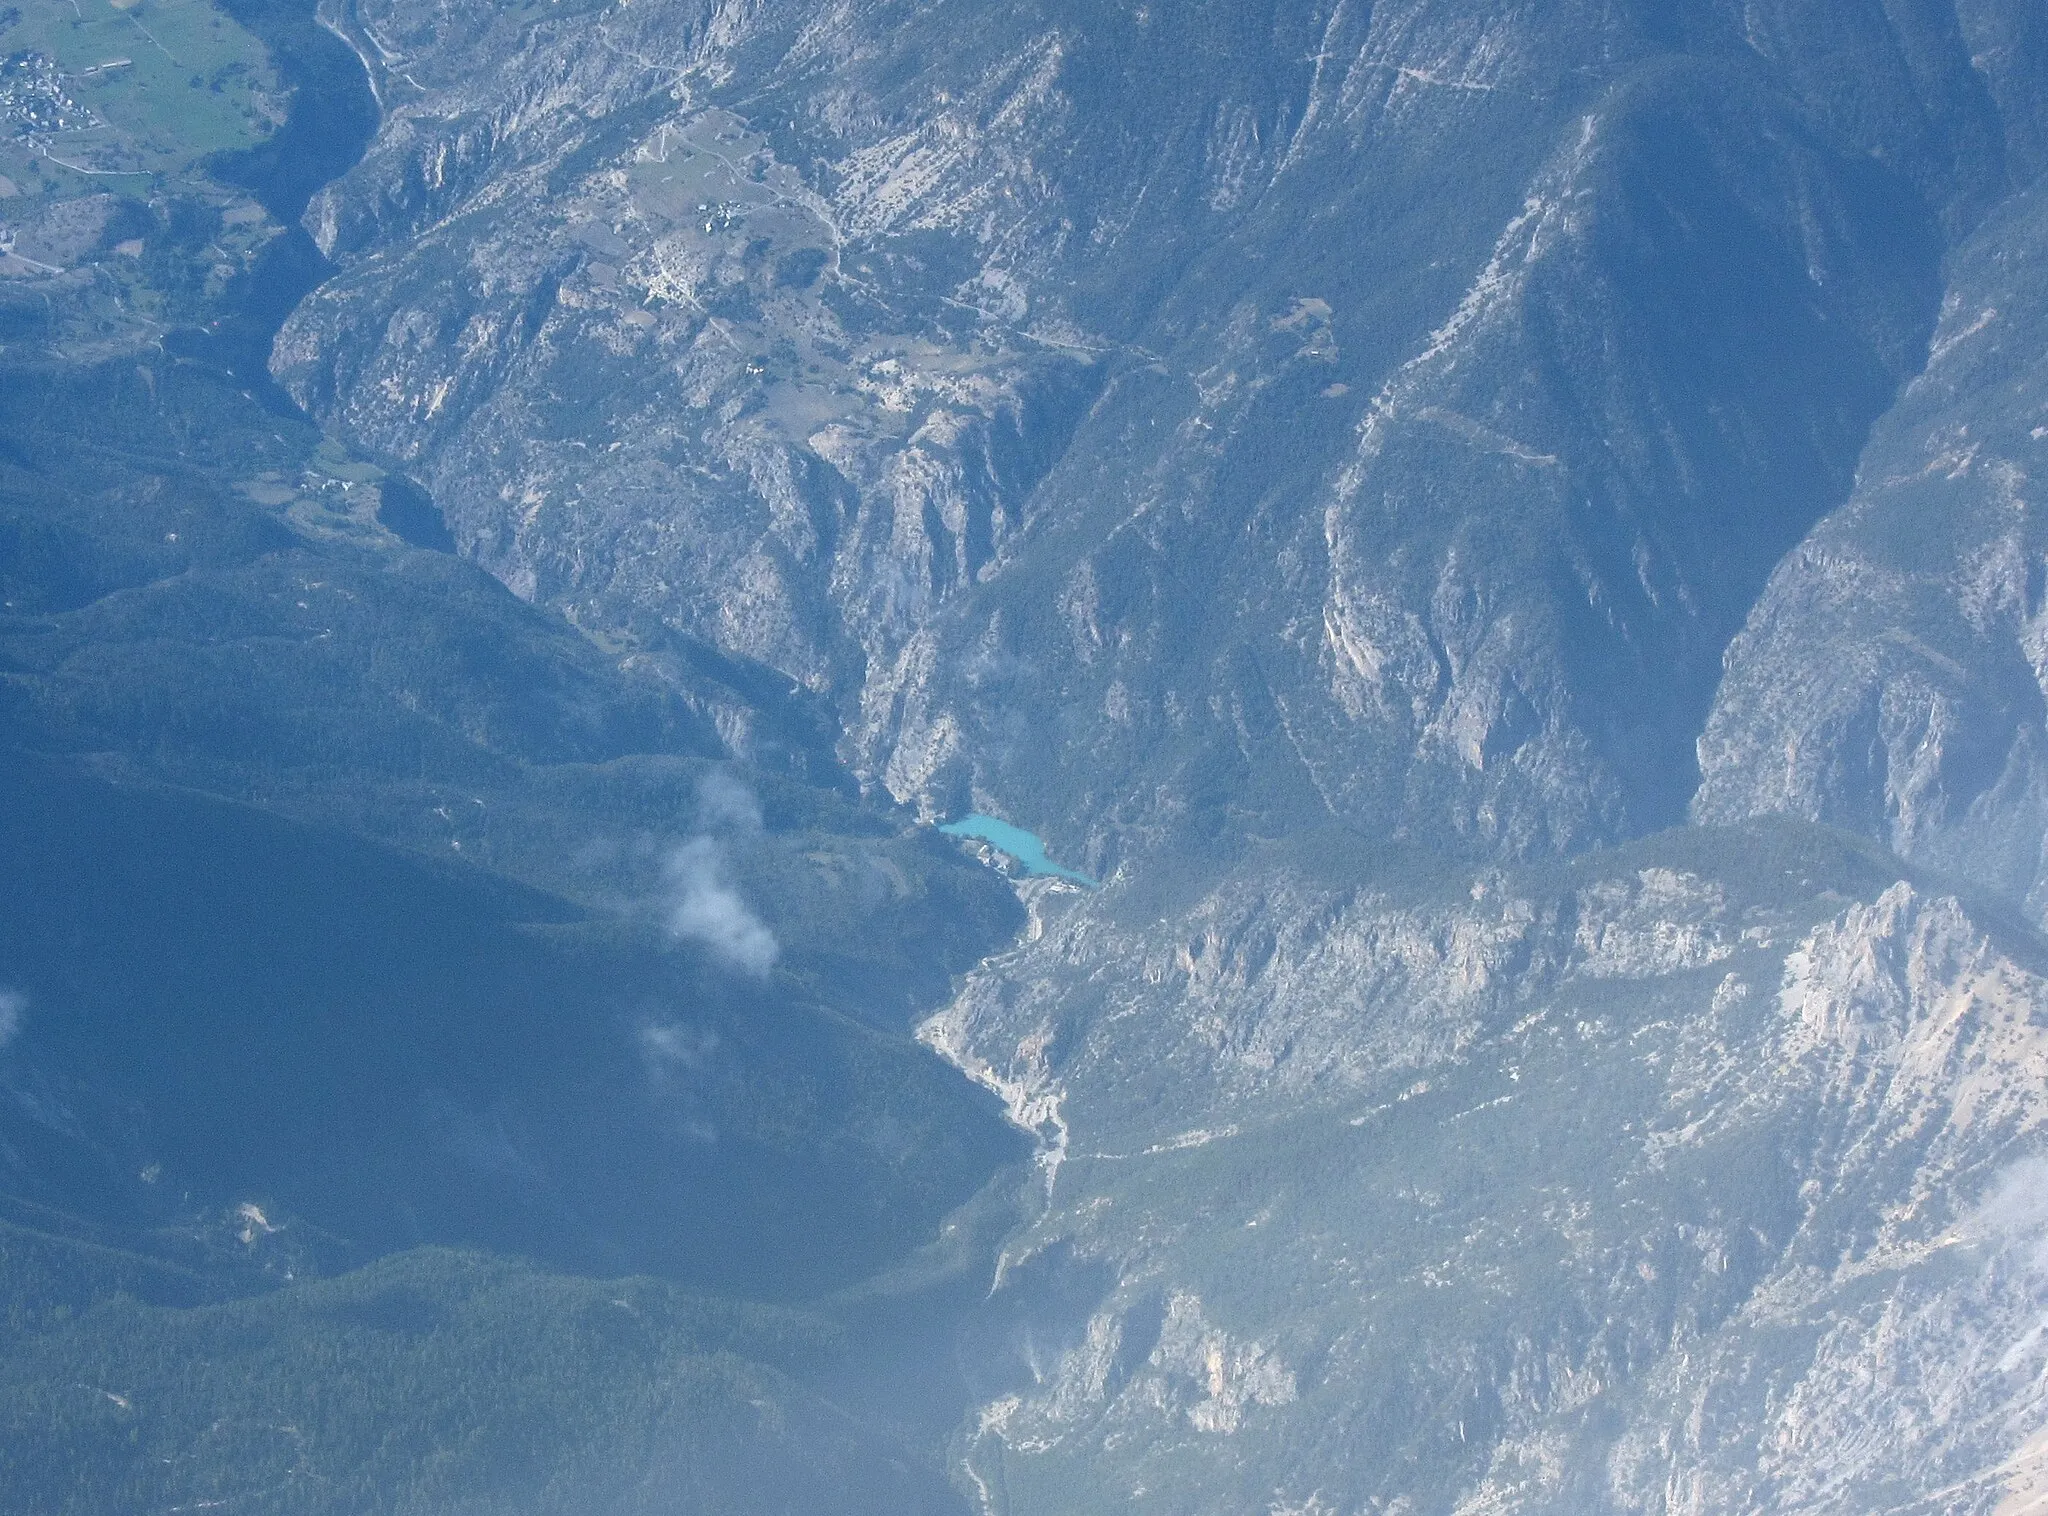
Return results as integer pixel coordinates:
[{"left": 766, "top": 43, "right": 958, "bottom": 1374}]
[{"left": 0, "top": 0, "right": 276, "bottom": 192}]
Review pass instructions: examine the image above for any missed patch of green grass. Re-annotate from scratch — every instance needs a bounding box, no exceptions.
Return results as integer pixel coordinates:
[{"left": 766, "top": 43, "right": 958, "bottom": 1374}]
[{"left": 0, "top": 0, "right": 277, "bottom": 189}]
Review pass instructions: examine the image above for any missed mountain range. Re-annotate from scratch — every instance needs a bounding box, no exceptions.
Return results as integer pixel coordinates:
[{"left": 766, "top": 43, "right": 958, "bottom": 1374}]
[{"left": 5, "top": 0, "right": 2048, "bottom": 1511}]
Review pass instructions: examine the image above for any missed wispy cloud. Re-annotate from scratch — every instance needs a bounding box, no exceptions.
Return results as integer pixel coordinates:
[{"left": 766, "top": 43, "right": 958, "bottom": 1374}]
[
  {"left": 638, "top": 1020, "right": 719, "bottom": 1072},
  {"left": 665, "top": 839, "right": 778, "bottom": 974},
  {"left": 695, "top": 768, "right": 764, "bottom": 833},
  {"left": 0, "top": 989, "right": 22, "bottom": 1050},
  {"left": 637, "top": 1020, "right": 722, "bottom": 1142},
  {"left": 1973, "top": 1154, "right": 2048, "bottom": 1270},
  {"left": 662, "top": 772, "right": 778, "bottom": 976}
]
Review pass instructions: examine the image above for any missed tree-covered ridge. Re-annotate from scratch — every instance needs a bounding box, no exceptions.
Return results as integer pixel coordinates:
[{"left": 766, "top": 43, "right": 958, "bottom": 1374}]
[{"left": 0, "top": 1242, "right": 964, "bottom": 1515}]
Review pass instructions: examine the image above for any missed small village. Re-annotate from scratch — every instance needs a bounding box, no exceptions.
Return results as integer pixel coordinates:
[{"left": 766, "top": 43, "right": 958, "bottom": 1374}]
[{"left": 0, "top": 48, "right": 96, "bottom": 138}]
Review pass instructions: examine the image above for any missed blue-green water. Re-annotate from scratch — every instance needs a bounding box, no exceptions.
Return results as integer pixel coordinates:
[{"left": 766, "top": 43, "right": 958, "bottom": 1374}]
[{"left": 938, "top": 815, "right": 1098, "bottom": 887}]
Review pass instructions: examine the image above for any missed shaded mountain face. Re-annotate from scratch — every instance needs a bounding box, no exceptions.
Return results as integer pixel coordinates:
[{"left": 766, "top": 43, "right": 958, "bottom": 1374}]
[
  {"left": 9, "top": 0, "right": 2048, "bottom": 1511},
  {"left": 1697, "top": 175, "right": 2048, "bottom": 930},
  {"left": 0, "top": 1249, "right": 972, "bottom": 1516},
  {"left": 0, "top": 1, "right": 1033, "bottom": 1506},
  {"left": 0, "top": 326, "right": 1023, "bottom": 1512},
  {"left": 0, "top": 184, "right": 1029, "bottom": 1301},
  {"left": 0, "top": 750, "right": 1025, "bottom": 1295}
]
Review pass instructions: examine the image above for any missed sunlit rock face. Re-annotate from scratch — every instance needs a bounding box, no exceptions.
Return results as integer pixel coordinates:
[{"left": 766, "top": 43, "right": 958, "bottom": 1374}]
[
  {"left": 260, "top": 1, "right": 2048, "bottom": 1512},
  {"left": 281, "top": 0, "right": 2032, "bottom": 870},
  {"left": 927, "top": 829, "right": 2048, "bottom": 1516}
]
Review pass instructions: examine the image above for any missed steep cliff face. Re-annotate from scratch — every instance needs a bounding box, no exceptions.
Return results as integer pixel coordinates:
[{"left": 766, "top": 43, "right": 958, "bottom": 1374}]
[
  {"left": 930, "top": 828, "right": 2048, "bottom": 1515},
  {"left": 0, "top": 1, "right": 1048, "bottom": 1505},
  {"left": 1697, "top": 177, "right": 2048, "bottom": 930},
  {"left": 252, "top": 1, "right": 2048, "bottom": 1511},
  {"left": 280, "top": 0, "right": 2024, "bottom": 866}
]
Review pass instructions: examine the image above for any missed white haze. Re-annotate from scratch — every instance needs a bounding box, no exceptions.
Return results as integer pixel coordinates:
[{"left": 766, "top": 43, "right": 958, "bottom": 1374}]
[
  {"left": 695, "top": 767, "right": 764, "bottom": 832},
  {"left": 0, "top": 989, "right": 22, "bottom": 1050},
  {"left": 1974, "top": 1153, "right": 2048, "bottom": 1271},
  {"left": 638, "top": 1020, "right": 719, "bottom": 1072}
]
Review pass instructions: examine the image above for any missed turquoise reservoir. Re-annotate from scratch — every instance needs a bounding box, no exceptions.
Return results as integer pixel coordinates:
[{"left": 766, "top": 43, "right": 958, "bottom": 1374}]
[{"left": 938, "top": 814, "right": 1099, "bottom": 888}]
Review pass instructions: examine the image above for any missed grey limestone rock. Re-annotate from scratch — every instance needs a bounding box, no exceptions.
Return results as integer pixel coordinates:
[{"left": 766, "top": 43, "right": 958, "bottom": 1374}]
[
  {"left": 281, "top": 0, "right": 2027, "bottom": 866},
  {"left": 249, "top": 2, "right": 2048, "bottom": 1511},
  {"left": 929, "top": 828, "right": 2048, "bottom": 1514}
]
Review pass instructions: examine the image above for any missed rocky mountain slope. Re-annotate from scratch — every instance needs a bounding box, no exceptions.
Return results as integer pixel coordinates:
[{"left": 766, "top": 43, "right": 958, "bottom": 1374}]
[
  {"left": 9, "top": 0, "right": 2048, "bottom": 1510},
  {"left": 283, "top": 0, "right": 2038, "bottom": 868},
  {"left": 930, "top": 827, "right": 2048, "bottom": 1514},
  {"left": 262, "top": 1, "right": 2048, "bottom": 1511}
]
